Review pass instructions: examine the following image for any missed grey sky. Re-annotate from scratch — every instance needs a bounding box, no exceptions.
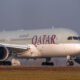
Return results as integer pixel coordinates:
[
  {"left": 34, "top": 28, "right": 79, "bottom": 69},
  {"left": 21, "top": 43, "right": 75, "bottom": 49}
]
[{"left": 0, "top": 0, "right": 80, "bottom": 32}]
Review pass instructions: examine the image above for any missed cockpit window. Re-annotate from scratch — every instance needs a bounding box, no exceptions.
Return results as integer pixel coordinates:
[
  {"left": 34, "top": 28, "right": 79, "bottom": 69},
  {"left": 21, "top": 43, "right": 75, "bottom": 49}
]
[
  {"left": 78, "top": 37, "right": 80, "bottom": 40},
  {"left": 73, "top": 36, "right": 78, "bottom": 40},
  {"left": 68, "top": 36, "right": 72, "bottom": 40},
  {"left": 68, "top": 36, "right": 80, "bottom": 40}
]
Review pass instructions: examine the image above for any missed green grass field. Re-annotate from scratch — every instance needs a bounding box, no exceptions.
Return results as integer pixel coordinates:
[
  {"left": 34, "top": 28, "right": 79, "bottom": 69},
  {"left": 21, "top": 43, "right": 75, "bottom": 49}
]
[{"left": 0, "top": 69, "right": 80, "bottom": 80}]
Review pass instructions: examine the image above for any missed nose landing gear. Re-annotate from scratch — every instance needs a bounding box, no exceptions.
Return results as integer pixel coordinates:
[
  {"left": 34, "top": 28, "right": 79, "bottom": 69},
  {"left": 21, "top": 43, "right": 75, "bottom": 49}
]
[{"left": 66, "top": 55, "right": 74, "bottom": 66}]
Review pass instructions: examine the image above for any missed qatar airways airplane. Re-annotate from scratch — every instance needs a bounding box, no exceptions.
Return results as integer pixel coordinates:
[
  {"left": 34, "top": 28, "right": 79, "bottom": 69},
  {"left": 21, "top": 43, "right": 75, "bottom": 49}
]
[{"left": 0, "top": 28, "right": 80, "bottom": 66}]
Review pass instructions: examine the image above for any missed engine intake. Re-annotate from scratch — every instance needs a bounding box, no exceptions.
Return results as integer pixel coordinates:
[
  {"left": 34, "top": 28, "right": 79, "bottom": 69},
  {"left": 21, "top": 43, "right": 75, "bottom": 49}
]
[{"left": 0, "top": 46, "right": 9, "bottom": 61}]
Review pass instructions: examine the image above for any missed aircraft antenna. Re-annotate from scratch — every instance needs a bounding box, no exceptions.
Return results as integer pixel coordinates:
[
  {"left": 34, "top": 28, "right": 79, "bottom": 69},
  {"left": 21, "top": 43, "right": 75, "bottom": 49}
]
[{"left": 52, "top": 25, "right": 55, "bottom": 29}]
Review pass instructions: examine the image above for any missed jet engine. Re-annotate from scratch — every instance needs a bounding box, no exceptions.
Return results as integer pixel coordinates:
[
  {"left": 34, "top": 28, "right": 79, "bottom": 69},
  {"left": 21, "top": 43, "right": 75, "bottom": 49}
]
[{"left": 0, "top": 46, "right": 9, "bottom": 61}]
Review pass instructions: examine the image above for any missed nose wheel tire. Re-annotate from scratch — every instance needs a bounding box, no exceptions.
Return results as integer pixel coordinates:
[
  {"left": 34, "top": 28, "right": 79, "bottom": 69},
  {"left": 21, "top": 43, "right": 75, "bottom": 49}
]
[{"left": 66, "top": 61, "right": 74, "bottom": 66}]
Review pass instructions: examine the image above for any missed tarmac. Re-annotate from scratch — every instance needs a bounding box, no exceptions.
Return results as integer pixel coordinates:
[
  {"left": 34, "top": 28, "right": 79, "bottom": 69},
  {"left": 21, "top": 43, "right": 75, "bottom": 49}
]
[{"left": 0, "top": 66, "right": 80, "bottom": 71}]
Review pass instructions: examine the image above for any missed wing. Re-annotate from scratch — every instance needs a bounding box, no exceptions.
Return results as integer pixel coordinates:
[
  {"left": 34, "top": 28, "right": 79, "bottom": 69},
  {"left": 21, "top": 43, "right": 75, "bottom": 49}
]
[
  {"left": 0, "top": 43, "right": 30, "bottom": 50},
  {"left": 0, "top": 43, "right": 40, "bottom": 61},
  {"left": 0, "top": 43, "right": 31, "bottom": 55},
  {"left": 0, "top": 43, "right": 32, "bottom": 61}
]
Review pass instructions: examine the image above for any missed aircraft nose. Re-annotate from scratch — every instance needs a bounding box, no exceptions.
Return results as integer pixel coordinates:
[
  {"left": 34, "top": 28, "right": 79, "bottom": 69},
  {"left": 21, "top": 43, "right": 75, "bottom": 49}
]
[{"left": 75, "top": 44, "right": 80, "bottom": 54}]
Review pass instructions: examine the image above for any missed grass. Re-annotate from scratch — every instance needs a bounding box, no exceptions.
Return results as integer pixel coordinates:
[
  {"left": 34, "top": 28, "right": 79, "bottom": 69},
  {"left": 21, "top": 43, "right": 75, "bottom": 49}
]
[{"left": 0, "top": 70, "right": 80, "bottom": 80}]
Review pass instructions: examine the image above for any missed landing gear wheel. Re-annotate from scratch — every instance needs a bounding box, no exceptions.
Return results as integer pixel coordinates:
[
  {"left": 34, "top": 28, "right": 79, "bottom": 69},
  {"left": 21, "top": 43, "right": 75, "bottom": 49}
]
[
  {"left": 41, "top": 58, "right": 54, "bottom": 66},
  {"left": 42, "top": 62, "right": 54, "bottom": 66},
  {"left": 66, "top": 61, "right": 74, "bottom": 66},
  {"left": 0, "top": 61, "right": 12, "bottom": 65}
]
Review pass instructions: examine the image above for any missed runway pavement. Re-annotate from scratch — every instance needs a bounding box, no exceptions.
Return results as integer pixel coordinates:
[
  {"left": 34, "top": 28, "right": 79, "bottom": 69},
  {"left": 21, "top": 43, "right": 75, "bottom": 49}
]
[{"left": 0, "top": 66, "right": 80, "bottom": 71}]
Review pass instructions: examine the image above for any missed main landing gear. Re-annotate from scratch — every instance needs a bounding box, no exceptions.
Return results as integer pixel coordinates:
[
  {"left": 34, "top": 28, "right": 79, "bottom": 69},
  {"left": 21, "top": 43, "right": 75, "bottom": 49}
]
[
  {"left": 42, "top": 58, "right": 54, "bottom": 66},
  {"left": 66, "top": 55, "right": 74, "bottom": 66}
]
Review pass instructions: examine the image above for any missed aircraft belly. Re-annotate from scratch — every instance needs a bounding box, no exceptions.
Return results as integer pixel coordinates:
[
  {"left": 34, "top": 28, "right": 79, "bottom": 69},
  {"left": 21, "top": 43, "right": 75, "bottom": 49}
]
[
  {"left": 17, "top": 44, "right": 80, "bottom": 58},
  {"left": 37, "top": 44, "right": 80, "bottom": 57}
]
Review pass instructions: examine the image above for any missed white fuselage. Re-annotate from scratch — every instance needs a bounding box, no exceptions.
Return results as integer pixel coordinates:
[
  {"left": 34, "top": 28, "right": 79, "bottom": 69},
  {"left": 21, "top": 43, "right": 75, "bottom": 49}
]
[
  {"left": 17, "top": 44, "right": 80, "bottom": 58},
  {"left": 0, "top": 28, "right": 80, "bottom": 58},
  {"left": 0, "top": 28, "right": 79, "bottom": 45}
]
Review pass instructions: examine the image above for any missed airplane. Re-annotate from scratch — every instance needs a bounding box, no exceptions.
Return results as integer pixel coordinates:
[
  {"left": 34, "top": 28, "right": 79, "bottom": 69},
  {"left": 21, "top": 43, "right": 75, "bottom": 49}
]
[{"left": 0, "top": 28, "right": 80, "bottom": 66}]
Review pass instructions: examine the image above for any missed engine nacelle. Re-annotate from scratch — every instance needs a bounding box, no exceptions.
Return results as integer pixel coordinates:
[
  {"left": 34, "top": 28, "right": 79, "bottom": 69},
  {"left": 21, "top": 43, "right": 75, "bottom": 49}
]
[{"left": 0, "top": 46, "right": 9, "bottom": 61}]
